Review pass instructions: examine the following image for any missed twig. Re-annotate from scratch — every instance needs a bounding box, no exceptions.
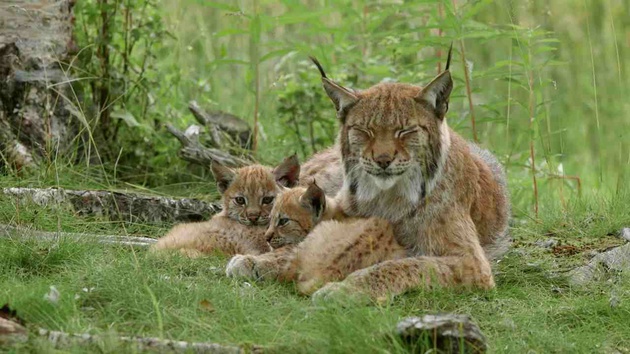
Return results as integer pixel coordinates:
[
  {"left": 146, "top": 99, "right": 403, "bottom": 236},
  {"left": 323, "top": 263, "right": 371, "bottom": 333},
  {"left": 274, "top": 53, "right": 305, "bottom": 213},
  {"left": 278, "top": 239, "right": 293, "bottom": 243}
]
[
  {"left": 436, "top": 2, "right": 444, "bottom": 74},
  {"left": 451, "top": 0, "right": 478, "bottom": 142},
  {"left": 527, "top": 65, "right": 538, "bottom": 218},
  {"left": 547, "top": 174, "right": 582, "bottom": 196}
]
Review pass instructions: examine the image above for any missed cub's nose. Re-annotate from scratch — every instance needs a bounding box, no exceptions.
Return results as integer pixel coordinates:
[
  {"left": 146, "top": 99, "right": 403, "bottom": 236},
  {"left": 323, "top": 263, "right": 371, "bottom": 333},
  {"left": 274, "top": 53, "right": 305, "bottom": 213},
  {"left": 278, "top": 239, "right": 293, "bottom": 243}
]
[
  {"left": 375, "top": 154, "right": 393, "bottom": 170},
  {"left": 265, "top": 230, "right": 274, "bottom": 242},
  {"left": 247, "top": 213, "right": 260, "bottom": 223}
]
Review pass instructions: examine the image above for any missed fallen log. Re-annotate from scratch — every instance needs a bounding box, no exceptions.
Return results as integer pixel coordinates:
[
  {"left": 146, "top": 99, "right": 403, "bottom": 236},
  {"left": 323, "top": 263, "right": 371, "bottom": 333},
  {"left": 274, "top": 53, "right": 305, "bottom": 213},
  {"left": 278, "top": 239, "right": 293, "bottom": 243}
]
[
  {"left": 38, "top": 328, "right": 251, "bottom": 354},
  {"left": 0, "top": 224, "right": 157, "bottom": 247},
  {"left": 2, "top": 187, "right": 221, "bottom": 224},
  {"left": 1, "top": 315, "right": 259, "bottom": 353}
]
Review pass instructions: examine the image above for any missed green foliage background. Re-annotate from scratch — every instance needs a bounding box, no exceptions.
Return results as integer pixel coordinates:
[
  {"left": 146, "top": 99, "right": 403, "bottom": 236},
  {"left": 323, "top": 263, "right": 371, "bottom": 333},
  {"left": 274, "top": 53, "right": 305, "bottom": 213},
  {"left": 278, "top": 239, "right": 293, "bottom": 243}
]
[{"left": 67, "top": 0, "right": 630, "bottom": 216}]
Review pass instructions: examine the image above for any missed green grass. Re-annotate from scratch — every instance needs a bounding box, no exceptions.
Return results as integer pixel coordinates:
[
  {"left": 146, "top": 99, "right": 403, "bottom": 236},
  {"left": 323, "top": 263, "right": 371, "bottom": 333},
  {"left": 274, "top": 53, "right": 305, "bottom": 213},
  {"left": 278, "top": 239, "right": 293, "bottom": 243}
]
[
  {"left": 1, "top": 190, "right": 629, "bottom": 353},
  {"left": 2, "top": 0, "right": 630, "bottom": 352}
]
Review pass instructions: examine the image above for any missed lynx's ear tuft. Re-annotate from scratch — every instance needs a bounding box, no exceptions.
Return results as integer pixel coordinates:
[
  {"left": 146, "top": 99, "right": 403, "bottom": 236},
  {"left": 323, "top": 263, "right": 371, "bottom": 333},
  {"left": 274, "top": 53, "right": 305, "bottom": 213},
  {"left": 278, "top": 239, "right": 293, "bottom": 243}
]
[
  {"left": 416, "top": 46, "right": 453, "bottom": 120},
  {"left": 309, "top": 56, "right": 359, "bottom": 120},
  {"left": 445, "top": 42, "right": 453, "bottom": 71},
  {"left": 211, "top": 161, "right": 236, "bottom": 194},
  {"left": 300, "top": 180, "right": 326, "bottom": 219},
  {"left": 273, "top": 154, "right": 301, "bottom": 188}
]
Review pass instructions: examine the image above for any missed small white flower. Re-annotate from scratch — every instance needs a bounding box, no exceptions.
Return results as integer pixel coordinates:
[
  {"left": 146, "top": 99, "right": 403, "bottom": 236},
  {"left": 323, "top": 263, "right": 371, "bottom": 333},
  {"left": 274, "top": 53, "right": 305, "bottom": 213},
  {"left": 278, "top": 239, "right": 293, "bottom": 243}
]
[{"left": 44, "top": 286, "right": 60, "bottom": 304}]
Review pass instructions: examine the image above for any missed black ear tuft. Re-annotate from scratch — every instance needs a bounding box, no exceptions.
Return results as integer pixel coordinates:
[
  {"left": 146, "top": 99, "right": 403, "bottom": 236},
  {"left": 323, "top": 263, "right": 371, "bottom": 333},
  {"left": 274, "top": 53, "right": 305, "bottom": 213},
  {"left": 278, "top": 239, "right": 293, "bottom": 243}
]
[
  {"left": 445, "top": 42, "right": 453, "bottom": 72},
  {"left": 273, "top": 154, "right": 301, "bottom": 188},
  {"left": 309, "top": 56, "right": 327, "bottom": 78},
  {"left": 211, "top": 160, "right": 236, "bottom": 194},
  {"left": 300, "top": 180, "right": 326, "bottom": 219},
  {"left": 309, "top": 56, "right": 359, "bottom": 118}
]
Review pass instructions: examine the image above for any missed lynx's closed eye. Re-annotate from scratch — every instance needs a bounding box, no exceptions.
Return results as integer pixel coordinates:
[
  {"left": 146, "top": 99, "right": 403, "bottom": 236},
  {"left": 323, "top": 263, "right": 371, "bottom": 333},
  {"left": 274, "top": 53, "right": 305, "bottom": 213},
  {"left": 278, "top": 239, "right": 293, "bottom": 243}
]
[
  {"left": 351, "top": 126, "right": 374, "bottom": 138},
  {"left": 261, "top": 196, "right": 275, "bottom": 205},
  {"left": 396, "top": 126, "right": 420, "bottom": 138},
  {"left": 234, "top": 196, "right": 247, "bottom": 205},
  {"left": 277, "top": 218, "right": 290, "bottom": 227}
]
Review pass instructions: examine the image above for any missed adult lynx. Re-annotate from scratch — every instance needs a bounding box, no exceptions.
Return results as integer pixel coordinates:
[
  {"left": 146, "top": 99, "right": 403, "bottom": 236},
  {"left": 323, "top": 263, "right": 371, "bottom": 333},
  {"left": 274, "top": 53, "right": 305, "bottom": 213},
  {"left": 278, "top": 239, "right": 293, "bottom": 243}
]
[{"left": 308, "top": 47, "right": 510, "bottom": 302}]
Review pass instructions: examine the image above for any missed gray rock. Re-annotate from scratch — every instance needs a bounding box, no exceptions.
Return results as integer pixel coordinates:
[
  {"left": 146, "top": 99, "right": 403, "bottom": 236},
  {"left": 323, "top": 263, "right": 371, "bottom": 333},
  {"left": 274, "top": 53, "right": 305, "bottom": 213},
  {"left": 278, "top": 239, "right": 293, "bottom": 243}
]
[
  {"left": 535, "top": 238, "right": 558, "bottom": 248},
  {"left": 609, "top": 293, "right": 620, "bottom": 308},
  {"left": 396, "top": 314, "right": 487, "bottom": 353},
  {"left": 0, "top": 317, "right": 28, "bottom": 346},
  {"left": 620, "top": 228, "right": 630, "bottom": 242},
  {"left": 569, "top": 243, "right": 630, "bottom": 285}
]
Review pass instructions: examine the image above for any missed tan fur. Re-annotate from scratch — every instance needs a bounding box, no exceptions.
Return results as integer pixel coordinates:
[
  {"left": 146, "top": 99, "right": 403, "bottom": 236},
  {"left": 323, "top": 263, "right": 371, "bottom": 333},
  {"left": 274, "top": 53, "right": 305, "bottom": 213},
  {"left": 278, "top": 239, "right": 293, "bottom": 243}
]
[
  {"left": 304, "top": 54, "right": 511, "bottom": 303},
  {"left": 298, "top": 146, "right": 344, "bottom": 197},
  {"left": 154, "top": 216, "right": 270, "bottom": 257},
  {"left": 226, "top": 184, "right": 406, "bottom": 295},
  {"left": 152, "top": 157, "right": 301, "bottom": 257}
]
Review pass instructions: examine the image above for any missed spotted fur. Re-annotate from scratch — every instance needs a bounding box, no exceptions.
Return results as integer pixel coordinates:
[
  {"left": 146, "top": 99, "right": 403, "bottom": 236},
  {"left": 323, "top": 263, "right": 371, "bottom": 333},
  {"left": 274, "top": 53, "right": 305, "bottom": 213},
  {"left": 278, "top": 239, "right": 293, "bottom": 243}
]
[{"left": 225, "top": 182, "right": 406, "bottom": 295}]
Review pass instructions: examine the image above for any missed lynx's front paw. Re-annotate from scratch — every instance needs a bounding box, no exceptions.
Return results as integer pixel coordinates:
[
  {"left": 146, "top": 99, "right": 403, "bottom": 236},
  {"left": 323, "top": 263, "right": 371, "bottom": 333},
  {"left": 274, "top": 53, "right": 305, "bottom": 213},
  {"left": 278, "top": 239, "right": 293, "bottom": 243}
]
[
  {"left": 225, "top": 255, "right": 258, "bottom": 279},
  {"left": 311, "top": 281, "right": 372, "bottom": 306}
]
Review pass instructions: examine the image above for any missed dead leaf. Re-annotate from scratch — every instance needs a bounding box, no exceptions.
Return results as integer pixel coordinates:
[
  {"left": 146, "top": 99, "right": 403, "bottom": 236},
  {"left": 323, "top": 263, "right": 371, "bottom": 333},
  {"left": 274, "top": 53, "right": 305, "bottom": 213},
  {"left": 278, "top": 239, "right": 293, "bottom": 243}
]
[{"left": 199, "top": 299, "right": 215, "bottom": 313}]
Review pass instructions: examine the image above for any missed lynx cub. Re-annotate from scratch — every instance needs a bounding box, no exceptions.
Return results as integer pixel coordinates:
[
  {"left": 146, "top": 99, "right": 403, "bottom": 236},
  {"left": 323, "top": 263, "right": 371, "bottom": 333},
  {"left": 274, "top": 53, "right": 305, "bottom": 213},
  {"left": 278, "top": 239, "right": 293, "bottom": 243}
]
[
  {"left": 226, "top": 182, "right": 406, "bottom": 295},
  {"left": 152, "top": 156, "right": 300, "bottom": 257}
]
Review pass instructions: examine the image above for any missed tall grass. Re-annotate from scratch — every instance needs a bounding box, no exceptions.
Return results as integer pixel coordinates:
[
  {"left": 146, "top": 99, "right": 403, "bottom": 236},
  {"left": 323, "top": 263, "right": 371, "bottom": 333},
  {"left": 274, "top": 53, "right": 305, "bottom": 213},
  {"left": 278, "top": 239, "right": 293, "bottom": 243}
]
[{"left": 145, "top": 0, "right": 627, "bottom": 216}]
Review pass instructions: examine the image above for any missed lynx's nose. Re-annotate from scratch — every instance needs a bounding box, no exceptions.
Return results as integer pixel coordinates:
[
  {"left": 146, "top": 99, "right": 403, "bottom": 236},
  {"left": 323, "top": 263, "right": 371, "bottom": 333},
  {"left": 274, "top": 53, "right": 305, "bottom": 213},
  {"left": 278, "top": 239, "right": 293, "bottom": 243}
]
[
  {"left": 375, "top": 154, "right": 393, "bottom": 170},
  {"left": 265, "top": 230, "right": 274, "bottom": 242},
  {"left": 247, "top": 213, "right": 260, "bottom": 223}
]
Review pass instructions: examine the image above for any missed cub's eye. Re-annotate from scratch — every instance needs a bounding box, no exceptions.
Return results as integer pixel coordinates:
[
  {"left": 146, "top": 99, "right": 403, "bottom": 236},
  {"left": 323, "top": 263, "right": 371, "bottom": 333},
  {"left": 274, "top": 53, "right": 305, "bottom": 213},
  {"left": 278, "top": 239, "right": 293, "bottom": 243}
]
[
  {"left": 234, "top": 196, "right": 246, "bottom": 205},
  {"left": 262, "top": 196, "right": 275, "bottom": 205},
  {"left": 277, "top": 218, "right": 290, "bottom": 227}
]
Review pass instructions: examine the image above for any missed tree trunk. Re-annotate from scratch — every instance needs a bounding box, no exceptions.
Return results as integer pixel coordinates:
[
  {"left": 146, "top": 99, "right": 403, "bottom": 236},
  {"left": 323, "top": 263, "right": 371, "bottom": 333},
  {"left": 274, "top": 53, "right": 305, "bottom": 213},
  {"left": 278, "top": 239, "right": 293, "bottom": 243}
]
[{"left": 0, "top": 0, "right": 78, "bottom": 171}]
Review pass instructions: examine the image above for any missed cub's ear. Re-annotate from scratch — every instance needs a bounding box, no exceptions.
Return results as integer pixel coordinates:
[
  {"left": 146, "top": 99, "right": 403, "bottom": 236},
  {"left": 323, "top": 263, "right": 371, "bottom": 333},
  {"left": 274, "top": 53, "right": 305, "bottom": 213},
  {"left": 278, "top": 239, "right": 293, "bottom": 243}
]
[
  {"left": 299, "top": 180, "right": 326, "bottom": 219},
  {"left": 211, "top": 161, "right": 236, "bottom": 194},
  {"left": 416, "top": 44, "right": 453, "bottom": 120},
  {"left": 273, "top": 154, "right": 301, "bottom": 188},
  {"left": 309, "top": 56, "right": 358, "bottom": 119}
]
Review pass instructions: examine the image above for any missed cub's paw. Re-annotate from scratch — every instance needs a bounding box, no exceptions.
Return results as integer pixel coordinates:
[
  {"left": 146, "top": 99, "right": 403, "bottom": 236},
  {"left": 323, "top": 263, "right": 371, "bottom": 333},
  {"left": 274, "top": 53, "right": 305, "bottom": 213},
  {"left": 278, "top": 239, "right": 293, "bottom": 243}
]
[
  {"left": 311, "top": 281, "right": 372, "bottom": 306},
  {"left": 225, "top": 255, "right": 258, "bottom": 279}
]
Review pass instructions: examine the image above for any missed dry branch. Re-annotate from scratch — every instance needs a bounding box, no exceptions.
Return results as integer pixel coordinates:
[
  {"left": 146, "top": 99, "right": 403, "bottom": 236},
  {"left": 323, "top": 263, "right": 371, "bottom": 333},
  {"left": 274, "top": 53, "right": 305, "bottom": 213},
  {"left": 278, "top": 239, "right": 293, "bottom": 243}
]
[
  {"left": 188, "top": 101, "right": 252, "bottom": 149},
  {"left": 0, "top": 224, "right": 157, "bottom": 247},
  {"left": 2, "top": 187, "right": 221, "bottom": 224},
  {"left": 166, "top": 124, "right": 252, "bottom": 167},
  {"left": 166, "top": 101, "right": 254, "bottom": 168}
]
